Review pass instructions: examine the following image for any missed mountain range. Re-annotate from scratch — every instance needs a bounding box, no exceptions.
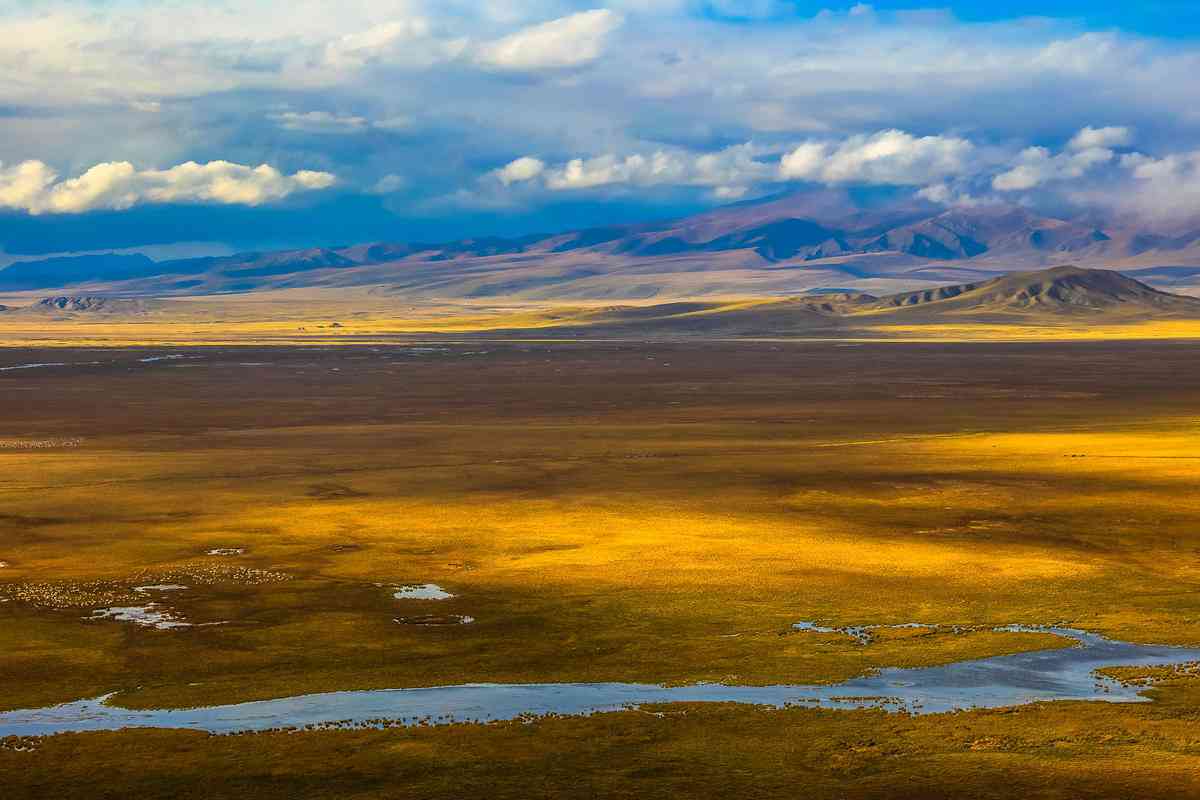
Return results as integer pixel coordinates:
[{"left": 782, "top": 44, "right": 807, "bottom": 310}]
[{"left": 5, "top": 191, "right": 1200, "bottom": 301}]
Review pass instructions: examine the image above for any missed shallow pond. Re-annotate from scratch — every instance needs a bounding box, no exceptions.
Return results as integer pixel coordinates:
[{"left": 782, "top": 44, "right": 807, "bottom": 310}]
[
  {"left": 2, "top": 626, "right": 1198, "bottom": 737},
  {"left": 85, "top": 605, "right": 192, "bottom": 630},
  {"left": 393, "top": 584, "right": 455, "bottom": 600}
]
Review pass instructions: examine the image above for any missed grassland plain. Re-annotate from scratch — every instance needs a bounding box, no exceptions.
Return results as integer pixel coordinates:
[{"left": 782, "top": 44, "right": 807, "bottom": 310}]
[
  {"left": 4, "top": 285, "right": 1200, "bottom": 346},
  {"left": 2, "top": 341, "right": 1200, "bottom": 798}
]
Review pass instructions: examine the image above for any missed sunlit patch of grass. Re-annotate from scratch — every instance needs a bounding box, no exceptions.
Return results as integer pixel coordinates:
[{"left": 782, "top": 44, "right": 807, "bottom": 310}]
[
  {"left": 861, "top": 319, "right": 1200, "bottom": 341},
  {"left": 5, "top": 296, "right": 1200, "bottom": 347},
  {"left": 4, "top": 410, "right": 1200, "bottom": 710}
]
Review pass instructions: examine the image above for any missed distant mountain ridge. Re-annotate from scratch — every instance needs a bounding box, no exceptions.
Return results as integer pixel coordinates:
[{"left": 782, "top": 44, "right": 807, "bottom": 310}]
[{"left": 5, "top": 191, "right": 1200, "bottom": 300}]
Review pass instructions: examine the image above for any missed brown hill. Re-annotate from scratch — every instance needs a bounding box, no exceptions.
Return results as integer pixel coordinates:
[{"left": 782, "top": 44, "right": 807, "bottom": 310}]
[
  {"left": 869, "top": 266, "right": 1200, "bottom": 317},
  {"left": 22, "top": 296, "right": 169, "bottom": 315}
]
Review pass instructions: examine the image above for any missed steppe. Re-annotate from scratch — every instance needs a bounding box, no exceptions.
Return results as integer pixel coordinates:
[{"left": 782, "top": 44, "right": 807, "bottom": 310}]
[{"left": 3, "top": 337, "right": 1200, "bottom": 798}]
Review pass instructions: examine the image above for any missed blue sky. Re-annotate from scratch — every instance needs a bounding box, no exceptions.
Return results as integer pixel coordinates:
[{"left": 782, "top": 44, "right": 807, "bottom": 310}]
[
  {"left": 703, "top": 2, "right": 1200, "bottom": 36},
  {"left": 2, "top": 1, "right": 1200, "bottom": 258}
]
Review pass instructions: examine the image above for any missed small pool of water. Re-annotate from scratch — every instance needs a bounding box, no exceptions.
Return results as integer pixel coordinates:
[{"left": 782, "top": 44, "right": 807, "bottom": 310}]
[
  {"left": 85, "top": 586, "right": 226, "bottom": 631},
  {"left": 137, "top": 355, "right": 198, "bottom": 363},
  {"left": 86, "top": 605, "right": 192, "bottom": 630},
  {"left": 393, "top": 584, "right": 455, "bottom": 600}
]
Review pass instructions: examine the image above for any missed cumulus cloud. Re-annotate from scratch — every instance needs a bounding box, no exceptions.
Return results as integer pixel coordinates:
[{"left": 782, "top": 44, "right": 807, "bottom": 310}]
[
  {"left": 779, "top": 130, "right": 974, "bottom": 185},
  {"left": 0, "top": 160, "right": 336, "bottom": 215},
  {"left": 1069, "top": 126, "right": 1134, "bottom": 151},
  {"left": 500, "top": 132, "right": 979, "bottom": 200},
  {"left": 0, "top": 161, "right": 58, "bottom": 213},
  {"left": 521, "top": 143, "right": 772, "bottom": 197},
  {"left": 502, "top": 125, "right": 1158, "bottom": 210},
  {"left": 992, "top": 126, "right": 1129, "bottom": 191},
  {"left": 494, "top": 157, "right": 546, "bottom": 185},
  {"left": 546, "top": 153, "right": 678, "bottom": 189},
  {"left": 476, "top": 9, "right": 623, "bottom": 70}
]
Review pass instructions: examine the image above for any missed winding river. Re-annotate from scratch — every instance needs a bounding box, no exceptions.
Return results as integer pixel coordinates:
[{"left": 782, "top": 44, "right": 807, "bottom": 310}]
[{"left": 3, "top": 626, "right": 1198, "bottom": 737}]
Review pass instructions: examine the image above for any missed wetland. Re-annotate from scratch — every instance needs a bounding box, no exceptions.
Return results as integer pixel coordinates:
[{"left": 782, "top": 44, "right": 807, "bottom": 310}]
[{"left": 3, "top": 340, "right": 1200, "bottom": 798}]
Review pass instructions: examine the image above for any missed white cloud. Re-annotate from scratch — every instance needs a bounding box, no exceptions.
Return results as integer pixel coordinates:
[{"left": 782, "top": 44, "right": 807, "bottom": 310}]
[
  {"left": 993, "top": 127, "right": 1124, "bottom": 191},
  {"left": 916, "top": 182, "right": 984, "bottom": 207},
  {"left": 477, "top": 9, "right": 623, "bottom": 70},
  {"left": 992, "top": 148, "right": 1058, "bottom": 191},
  {"left": 0, "top": 160, "right": 336, "bottom": 215},
  {"left": 495, "top": 156, "right": 546, "bottom": 185},
  {"left": 1069, "top": 126, "right": 1133, "bottom": 152},
  {"left": 711, "top": 185, "right": 748, "bottom": 199},
  {"left": 534, "top": 143, "right": 772, "bottom": 195},
  {"left": 271, "top": 111, "right": 370, "bottom": 134},
  {"left": 323, "top": 18, "right": 467, "bottom": 70},
  {"left": 779, "top": 130, "right": 974, "bottom": 185},
  {"left": 692, "top": 144, "right": 774, "bottom": 190},
  {"left": 324, "top": 19, "right": 430, "bottom": 68},
  {"left": 1122, "top": 151, "right": 1196, "bottom": 180},
  {"left": 487, "top": 126, "right": 1163, "bottom": 212},
  {"left": 370, "top": 173, "right": 407, "bottom": 194},
  {"left": 1032, "top": 33, "right": 1122, "bottom": 75},
  {"left": 270, "top": 110, "right": 417, "bottom": 136},
  {"left": 0, "top": 160, "right": 58, "bottom": 212},
  {"left": 546, "top": 152, "right": 678, "bottom": 189},
  {"left": 916, "top": 182, "right": 953, "bottom": 204},
  {"left": 1099, "top": 150, "right": 1200, "bottom": 224},
  {"left": 502, "top": 133, "right": 980, "bottom": 199}
]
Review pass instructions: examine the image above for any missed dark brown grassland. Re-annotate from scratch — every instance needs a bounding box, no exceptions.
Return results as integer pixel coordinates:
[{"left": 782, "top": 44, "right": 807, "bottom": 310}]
[{"left": 3, "top": 340, "right": 1200, "bottom": 798}]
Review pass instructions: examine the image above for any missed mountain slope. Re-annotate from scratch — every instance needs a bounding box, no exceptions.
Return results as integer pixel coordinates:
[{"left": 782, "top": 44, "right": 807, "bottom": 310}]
[
  {"left": 6, "top": 192, "right": 1200, "bottom": 300},
  {"left": 869, "top": 266, "right": 1200, "bottom": 317},
  {"left": 0, "top": 254, "right": 162, "bottom": 290}
]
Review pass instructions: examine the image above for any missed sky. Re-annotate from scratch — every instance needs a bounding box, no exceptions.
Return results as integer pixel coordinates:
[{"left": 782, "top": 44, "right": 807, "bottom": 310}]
[{"left": 3, "top": 1, "right": 1200, "bottom": 257}]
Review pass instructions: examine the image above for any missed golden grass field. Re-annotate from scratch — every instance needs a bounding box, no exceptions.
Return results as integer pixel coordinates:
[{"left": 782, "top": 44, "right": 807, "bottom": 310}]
[
  {"left": 2, "top": 339, "right": 1200, "bottom": 798},
  {"left": 4, "top": 288, "right": 1200, "bottom": 345}
]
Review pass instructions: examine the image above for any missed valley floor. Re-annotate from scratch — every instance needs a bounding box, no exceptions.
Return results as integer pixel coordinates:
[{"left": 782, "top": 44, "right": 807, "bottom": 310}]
[
  {"left": 4, "top": 288, "right": 1200, "bottom": 345},
  {"left": 2, "top": 341, "right": 1200, "bottom": 798}
]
